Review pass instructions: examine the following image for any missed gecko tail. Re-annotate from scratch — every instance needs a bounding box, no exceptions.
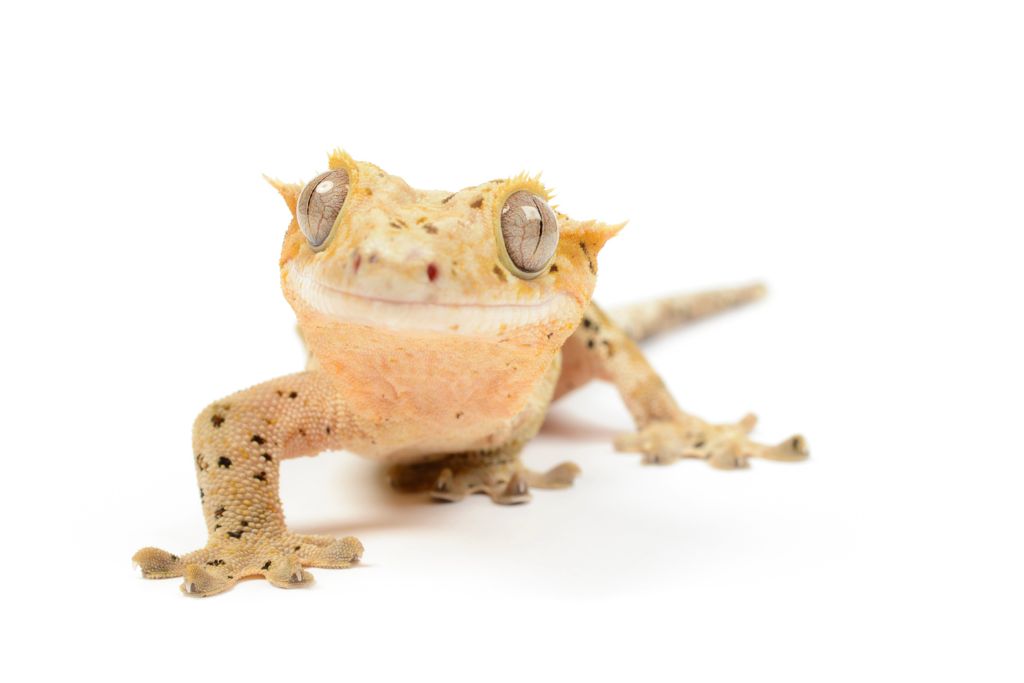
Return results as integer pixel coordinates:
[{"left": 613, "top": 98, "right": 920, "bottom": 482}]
[{"left": 609, "top": 282, "right": 767, "bottom": 342}]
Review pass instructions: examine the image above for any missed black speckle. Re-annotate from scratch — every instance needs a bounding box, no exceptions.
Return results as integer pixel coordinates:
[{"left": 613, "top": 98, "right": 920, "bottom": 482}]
[
  {"left": 254, "top": 471, "right": 267, "bottom": 482},
  {"left": 262, "top": 452, "right": 273, "bottom": 462},
  {"left": 262, "top": 560, "right": 272, "bottom": 571},
  {"left": 582, "top": 318, "right": 591, "bottom": 327},
  {"left": 325, "top": 425, "right": 331, "bottom": 434},
  {"left": 288, "top": 391, "right": 298, "bottom": 399},
  {"left": 214, "top": 506, "right": 226, "bottom": 518},
  {"left": 170, "top": 554, "right": 179, "bottom": 561},
  {"left": 549, "top": 264, "right": 558, "bottom": 273},
  {"left": 587, "top": 340, "right": 595, "bottom": 349},
  {"left": 214, "top": 524, "right": 221, "bottom": 530},
  {"left": 294, "top": 545, "right": 301, "bottom": 551},
  {"left": 442, "top": 193, "right": 456, "bottom": 204},
  {"left": 580, "top": 241, "right": 594, "bottom": 273},
  {"left": 199, "top": 488, "right": 204, "bottom": 500},
  {"left": 211, "top": 414, "right": 225, "bottom": 428},
  {"left": 218, "top": 456, "right": 231, "bottom": 468},
  {"left": 206, "top": 559, "right": 225, "bottom": 567},
  {"left": 298, "top": 428, "right": 306, "bottom": 437},
  {"left": 227, "top": 530, "right": 244, "bottom": 539},
  {"left": 455, "top": 411, "right": 464, "bottom": 419},
  {"left": 240, "top": 520, "right": 249, "bottom": 527},
  {"left": 251, "top": 434, "right": 266, "bottom": 445}
]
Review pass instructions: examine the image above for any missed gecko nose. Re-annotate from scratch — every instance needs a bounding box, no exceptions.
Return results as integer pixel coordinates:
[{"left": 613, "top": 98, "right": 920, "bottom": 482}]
[{"left": 342, "top": 232, "right": 444, "bottom": 299}]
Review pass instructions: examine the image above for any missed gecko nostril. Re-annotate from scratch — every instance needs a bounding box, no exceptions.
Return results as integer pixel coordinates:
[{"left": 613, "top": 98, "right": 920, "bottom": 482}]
[
  {"left": 352, "top": 252, "right": 362, "bottom": 273},
  {"left": 426, "top": 263, "right": 439, "bottom": 282}
]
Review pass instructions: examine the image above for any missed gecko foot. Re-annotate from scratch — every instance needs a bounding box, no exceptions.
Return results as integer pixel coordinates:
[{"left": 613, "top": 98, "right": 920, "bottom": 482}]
[
  {"left": 614, "top": 413, "right": 809, "bottom": 470},
  {"left": 389, "top": 453, "right": 580, "bottom": 505},
  {"left": 132, "top": 532, "right": 362, "bottom": 597}
]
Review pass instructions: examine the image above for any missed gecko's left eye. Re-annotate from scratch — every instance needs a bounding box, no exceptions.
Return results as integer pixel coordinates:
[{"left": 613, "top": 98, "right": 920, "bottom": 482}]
[
  {"left": 498, "top": 191, "right": 559, "bottom": 279},
  {"left": 297, "top": 169, "right": 350, "bottom": 250}
]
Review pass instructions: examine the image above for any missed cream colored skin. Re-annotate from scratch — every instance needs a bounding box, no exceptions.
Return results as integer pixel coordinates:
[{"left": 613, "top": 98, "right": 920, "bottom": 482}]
[{"left": 133, "top": 151, "right": 808, "bottom": 597}]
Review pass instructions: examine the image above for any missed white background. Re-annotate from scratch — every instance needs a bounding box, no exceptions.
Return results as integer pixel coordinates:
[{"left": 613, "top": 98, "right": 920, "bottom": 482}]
[{"left": 2, "top": 1, "right": 1021, "bottom": 681}]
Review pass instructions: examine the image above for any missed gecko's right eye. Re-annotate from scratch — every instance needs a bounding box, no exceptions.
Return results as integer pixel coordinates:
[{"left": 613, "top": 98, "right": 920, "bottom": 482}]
[{"left": 297, "top": 169, "right": 350, "bottom": 250}]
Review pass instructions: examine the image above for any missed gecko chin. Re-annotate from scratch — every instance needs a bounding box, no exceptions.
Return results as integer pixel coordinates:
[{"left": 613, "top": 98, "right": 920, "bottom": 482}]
[{"left": 285, "top": 263, "right": 580, "bottom": 337}]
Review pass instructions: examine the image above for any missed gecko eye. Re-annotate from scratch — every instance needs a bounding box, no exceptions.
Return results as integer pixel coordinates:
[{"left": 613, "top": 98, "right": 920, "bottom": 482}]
[
  {"left": 297, "top": 169, "right": 350, "bottom": 250},
  {"left": 498, "top": 191, "right": 559, "bottom": 279}
]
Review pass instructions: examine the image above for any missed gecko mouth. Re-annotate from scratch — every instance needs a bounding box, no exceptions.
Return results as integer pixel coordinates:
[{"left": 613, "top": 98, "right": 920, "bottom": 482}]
[{"left": 286, "top": 263, "right": 577, "bottom": 334}]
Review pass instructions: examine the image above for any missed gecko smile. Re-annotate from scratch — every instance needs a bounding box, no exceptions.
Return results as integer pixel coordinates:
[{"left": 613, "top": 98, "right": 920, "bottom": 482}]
[{"left": 287, "top": 262, "right": 578, "bottom": 333}]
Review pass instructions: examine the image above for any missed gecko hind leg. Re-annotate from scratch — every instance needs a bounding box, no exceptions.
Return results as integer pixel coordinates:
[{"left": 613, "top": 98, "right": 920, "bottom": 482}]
[{"left": 389, "top": 449, "right": 581, "bottom": 505}]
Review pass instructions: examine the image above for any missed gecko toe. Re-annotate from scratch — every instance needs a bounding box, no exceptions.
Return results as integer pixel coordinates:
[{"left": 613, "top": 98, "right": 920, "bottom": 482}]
[{"left": 132, "top": 547, "right": 183, "bottom": 579}]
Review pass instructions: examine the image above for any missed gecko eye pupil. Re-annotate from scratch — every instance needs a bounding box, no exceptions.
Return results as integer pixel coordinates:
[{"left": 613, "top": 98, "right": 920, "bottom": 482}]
[
  {"left": 297, "top": 169, "right": 349, "bottom": 250},
  {"left": 498, "top": 191, "right": 559, "bottom": 279}
]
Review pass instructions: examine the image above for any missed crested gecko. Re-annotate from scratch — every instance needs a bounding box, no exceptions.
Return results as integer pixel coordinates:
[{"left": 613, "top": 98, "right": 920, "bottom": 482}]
[{"left": 133, "top": 150, "right": 808, "bottom": 596}]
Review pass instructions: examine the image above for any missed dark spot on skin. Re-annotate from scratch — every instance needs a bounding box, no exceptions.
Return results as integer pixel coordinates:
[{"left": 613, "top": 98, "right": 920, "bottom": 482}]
[
  {"left": 298, "top": 428, "right": 306, "bottom": 437},
  {"left": 262, "top": 453, "right": 273, "bottom": 462},
  {"left": 227, "top": 575, "right": 233, "bottom": 579},
  {"left": 254, "top": 471, "right": 267, "bottom": 482},
  {"left": 215, "top": 506, "right": 226, "bottom": 518},
  {"left": 549, "top": 264, "right": 558, "bottom": 273},
  {"left": 364, "top": 188, "right": 373, "bottom": 196},
  {"left": 206, "top": 559, "right": 225, "bottom": 567},
  {"left": 602, "top": 340, "right": 614, "bottom": 356},
  {"left": 470, "top": 197, "right": 483, "bottom": 209},
  {"left": 694, "top": 441, "right": 706, "bottom": 448},
  {"left": 422, "top": 223, "right": 438, "bottom": 234},
  {"left": 199, "top": 488, "right": 204, "bottom": 500},
  {"left": 546, "top": 332, "right": 554, "bottom": 339},
  {"left": 389, "top": 220, "right": 405, "bottom": 230},
  {"left": 218, "top": 456, "right": 231, "bottom": 468},
  {"left": 289, "top": 391, "right": 298, "bottom": 399},
  {"left": 587, "top": 340, "right": 595, "bottom": 349},
  {"left": 579, "top": 241, "right": 594, "bottom": 273},
  {"left": 195, "top": 454, "right": 207, "bottom": 471},
  {"left": 325, "top": 426, "right": 331, "bottom": 434},
  {"left": 211, "top": 415, "right": 225, "bottom": 428},
  {"left": 276, "top": 390, "right": 284, "bottom": 397},
  {"left": 262, "top": 561, "right": 272, "bottom": 571},
  {"left": 240, "top": 521, "right": 248, "bottom": 527},
  {"left": 492, "top": 265, "right": 507, "bottom": 282},
  {"left": 455, "top": 411, "right": 464, "bottom": 419},
  {"left": 353, "top": 252, "right": 362, "bottom": 273},
  {"left": 170, "top": 554, "right": 179, "bottom": 561},
  {"left": 227, "top": 530, "right": 244, "bottom": 539},
  {"left": 442, "top": 193, "right": 456, "bottom": 204},
  {"left": 214, "top": 524, "right": 221, "bottom": 530},
  {"left": 427, "top": 263, "right": 439, "bottom": 281},
  {"left": 582, "top": 318, "right": 591, "bottom": 327},
  {"left": 251, "top": 435, "right": 266, "bottom": 445},
  {"left": 295, "top": 545, "right": 301, "bottom": 551}
]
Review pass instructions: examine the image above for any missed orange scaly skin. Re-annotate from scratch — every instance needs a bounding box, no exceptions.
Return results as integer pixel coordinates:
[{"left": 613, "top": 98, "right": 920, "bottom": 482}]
[{"left": 133, "top": 150, "right": 808, "bottom": 597}]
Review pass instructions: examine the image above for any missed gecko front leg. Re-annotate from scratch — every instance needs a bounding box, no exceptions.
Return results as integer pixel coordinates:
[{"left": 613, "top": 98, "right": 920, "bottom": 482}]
[
  {"left": 132, "top": 372, "right": 364, "bottom": 596},
  {"left": 558, "top": 302, "right": 808, "bottom": 469}
]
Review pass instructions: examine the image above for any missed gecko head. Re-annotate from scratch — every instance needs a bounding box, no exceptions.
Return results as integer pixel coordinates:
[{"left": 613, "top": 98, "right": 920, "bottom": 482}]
[{"left": 270, "top": 150, "right": 623, "bottom": 348}]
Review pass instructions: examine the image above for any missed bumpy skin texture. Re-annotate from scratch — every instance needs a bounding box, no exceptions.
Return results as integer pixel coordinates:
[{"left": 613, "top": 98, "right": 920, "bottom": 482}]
[{"left": 133, "top": 151, "right": 808, "bottom": 596}]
